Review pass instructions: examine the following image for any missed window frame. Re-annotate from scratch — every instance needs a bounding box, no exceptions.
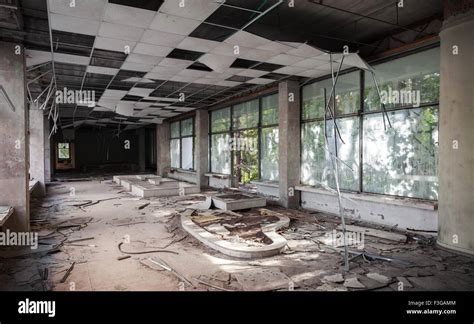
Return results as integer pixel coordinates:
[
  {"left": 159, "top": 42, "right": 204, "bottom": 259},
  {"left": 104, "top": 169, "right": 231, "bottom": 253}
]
[
  {"left": 170, "top": 117, "right": 195, "bottom": 171},
  {"left": 208, "top": 93, "right": 279, "bottom": 182},
  {"left": 300, "top": 45, "right": 440, "bottom": 201}
]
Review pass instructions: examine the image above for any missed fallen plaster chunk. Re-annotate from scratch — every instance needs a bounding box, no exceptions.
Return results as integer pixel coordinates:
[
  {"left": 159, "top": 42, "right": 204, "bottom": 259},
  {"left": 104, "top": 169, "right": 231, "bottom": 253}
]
[
  {"left": 323, "top": 273, "right": 344, "bottom": 283},
  {"left": 366, "top": 272, "right": 391, "bottom": 284},
  {"left": 343, "top": 277, "right": 366, "bottom": 289},
  {"left": 234, "top": 268, "right": 293, "bottom": 291},
  {"left": 396, "top": 276, "right": 413, "bottom": 288},
  {"left": 316, "top": 283, "right": 348, "bottom": 291}
]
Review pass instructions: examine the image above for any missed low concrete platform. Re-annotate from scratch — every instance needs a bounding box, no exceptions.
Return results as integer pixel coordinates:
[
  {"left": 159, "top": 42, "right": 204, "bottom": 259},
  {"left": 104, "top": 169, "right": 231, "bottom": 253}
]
[
  {"left": 131, "top": 182, "right": 199, "bottom": 198},
  {"left": 212, "top": 193, "right": 267, "bottom": 211},
  {"left": 181, "top": 210, "right": 289, "bottom": 259}
]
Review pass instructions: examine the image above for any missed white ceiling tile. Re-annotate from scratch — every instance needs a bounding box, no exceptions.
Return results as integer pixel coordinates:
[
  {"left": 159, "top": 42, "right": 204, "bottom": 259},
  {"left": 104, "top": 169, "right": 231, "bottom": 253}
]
[
  {"left": 198, "top": 53, "right": 234, "bottom": 73},
  {"left": 158, "top": 58, "right": 191, "bottom": 69},
  {"left": 48, "top": 0, "right": 107, "bottom": 21},
  {"left": 103, "top": 3, "right": 155, "bottom": 28},
  {"left": 150, "top": 97, "right": 179, "bottom": 102},
  {"left": 238, "top": 47, "right": 275, "bottom": 61},
  {"left": 177, "top": 37, "right": 220, "bottom": 53},
  {"left": 159, "top": 0, "right": 221, "bottom": 21},
  {"left": 267, "top": 54, "right": 305, "bottom": 66},
  {"left": 98, "top": 22, "right": 144, "bottom": 42},
  {"left": 218, "top": 80, "right": 241, "bottom": 87},
  {"left": 246, "top": 78, "right": 274, "bottom": 85},
  {"left": 95, "top": 36, "right": 136, "bottom": 52},
  {"left": 149, "top": 13, "right": 201, "bottom": 35},
  {"left": 115, "top": 102, "right": 134, "bottom": 116},
  {"left": 54, "top": 52, "right": 90, "bottom": 65},
  {"left": 121, "top": 62, "right": 154, "bottom": 72},
  {"left": 122, "top": 77, "right": 144, "bottom": 83},
  {"left": 133, "top": 43, "right": 173, "bottom": 57},
  {"left": 134, "top": 102, "right": 153, "bottom": 108},
  {"left": 151, "top": 65, "right": 183, "bottom": 74},
  {"left": 128, "top": 87, "right": 154, "bottom": 97},
  {"left": 287, "top": 44, "right": 326, "bottom": 58},
  {"left": 141, "top": 29, "right": 186, "bottom": 47},
  {"left": 125, "top": 53, "right": 163, "bottom": 65},
  {"left": 257, "top": 41, "right": 294, "bottom": 54},
  {"left": 86, "top": 65, "right": 119, "bottom": 75},
  {"left": 144, "top": 72, "right": 171, "bottom": 80},
  {"left": 292, "top": 58, "right": 329, "bottom": 69},
  {"left": 236, "top": 69, "right": 267, "bottom": 78},
  {"left": 224, "top": 31, "right": 271, "bottom": 48},
  {"left": 193, "top": 78, "right": 218, "bottom": 85},
  {"left": 102, "top": 89, "right": 128, "bottom": 99},
  {"left": 25, "top": 50, "right": 51, "bottom": 67},
  {"left": 273, "top": 66, "right": 307, "bottom": 75},
  {"left": 170, "top": 75, "right": 198, "bottom": 83},
  {"left": 93, "top": 106, "right": 114, "bottom": 112},
  {"left": 295, "top": 69, "right": 329, "bottom": 78},
  {"left": 50, "top": 13, "right": 99, "bottom": 36},
  {"left": 210, "top": 42, "right": 238, "bottom": 57},
  {"left": 178, "top": 69, "right": 207, "bottom": 78}
]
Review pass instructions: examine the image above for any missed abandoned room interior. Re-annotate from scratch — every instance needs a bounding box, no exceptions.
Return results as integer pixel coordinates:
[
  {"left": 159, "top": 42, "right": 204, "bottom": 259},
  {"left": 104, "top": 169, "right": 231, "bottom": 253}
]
[{"left": 0, "top": 0, "right": 473, "bottom": 296}]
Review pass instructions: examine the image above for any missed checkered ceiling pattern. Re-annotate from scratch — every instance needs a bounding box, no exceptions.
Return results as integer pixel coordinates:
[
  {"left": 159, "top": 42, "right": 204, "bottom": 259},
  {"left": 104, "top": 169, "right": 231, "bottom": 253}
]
[{"left": 26, "top": 0, "right": 356, "bottom": 127}]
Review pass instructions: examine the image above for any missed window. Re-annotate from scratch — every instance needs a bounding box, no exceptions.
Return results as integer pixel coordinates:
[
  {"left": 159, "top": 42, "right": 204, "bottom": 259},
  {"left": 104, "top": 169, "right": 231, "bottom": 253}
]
[
  {"left": 301, "top": 47, "right": 439, "bottom": 200},
  {"left": 209, "top": 94, "right": 279, "bottom": 183},
  {"left": 170, "top": 118, "right": 195, "bottom": 170},
  {"left": 57, "top": 143, "right": 70, "bottom": 160}
]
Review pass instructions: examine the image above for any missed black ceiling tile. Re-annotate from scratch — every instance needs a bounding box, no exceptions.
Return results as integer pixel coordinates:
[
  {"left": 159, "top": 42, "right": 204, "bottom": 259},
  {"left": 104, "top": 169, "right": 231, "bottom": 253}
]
[
  {"left": 90, "top": 49, "right": 126, "bottom": 69},
  {"left": 260, "top": 72, "right": 288, "bottom": 80},
  {"left": 226, "top": 75, "right": 253, "bottom": 82},
  {"left": 51, "top": 30, "right": 94, "bottom": 56},
  {"left": 108, "top": 0, "right": 164, "bottom": 11},
  {"left": 114, "top": 70, "right": 146, "bottom": 81},
  {"left": 251, "top": 62, "right": 284, "bottom": 72},
  {"left": 204, "top": 6, "right": 255, "bottom": 29},
  {"left": 108, "top": 82, "right": 134, "bottom": 91},
  {"left": 230, "top": 58, "right": 260, "bottom": 69},
  {"left": 189, "top": 23, "right": 235, "bottom": 42},
  {"left": 222, "top": 0, "right": 279, "bottom": 12},
  {"left": 84, "top": 72, "right": 114, "bottom": 87},
  {"left": 187, "top": 62, "right": 213, "bottom": 72},
  {"left": 166, "top": 48, "right": 204, "bottom": 61},
  {"left": 121, "top": 95, "right": 143, "bottom": 101}
]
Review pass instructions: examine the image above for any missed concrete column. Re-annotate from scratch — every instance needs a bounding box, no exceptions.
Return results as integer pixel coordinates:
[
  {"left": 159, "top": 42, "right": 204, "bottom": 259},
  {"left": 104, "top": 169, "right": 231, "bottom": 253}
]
[
  {"left": 195, "top": 109, "right": 209, "bottom": 189},
  {"left": 29, "top": 108, "right": 46, "bottom": 196},
  {"left": 0, "top": 42, "right": 29, "bottom": 232},
  {"left": 156, "top": 122, "right": 170, "bottom": 177},
  {"left": 437, "top": 8, "right": 474, "bottom": 255},
  {"left": 138, "top": 128, "right": 146, "bottom": 172},
  {"left": 278, "top": 80, "right": 301, "bottom": 208}
]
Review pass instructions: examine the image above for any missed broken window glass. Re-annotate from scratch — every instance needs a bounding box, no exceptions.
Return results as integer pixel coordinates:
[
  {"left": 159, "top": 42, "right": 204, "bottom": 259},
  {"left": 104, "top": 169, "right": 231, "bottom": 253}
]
[
  {"left": 335, "top": 71, "right": 360, "bottom": 115},
  {"left": 58, "top": 143, "right": 70, "bottom": 160},
  {"left": 363, "top": 107, "right": 439, "bottom": 199}
]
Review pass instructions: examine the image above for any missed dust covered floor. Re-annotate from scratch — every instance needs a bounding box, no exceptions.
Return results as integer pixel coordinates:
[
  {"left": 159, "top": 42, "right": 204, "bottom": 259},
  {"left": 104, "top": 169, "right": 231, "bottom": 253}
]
[{"left": 1, "top": 180, "right": 473, "bottom": 291}]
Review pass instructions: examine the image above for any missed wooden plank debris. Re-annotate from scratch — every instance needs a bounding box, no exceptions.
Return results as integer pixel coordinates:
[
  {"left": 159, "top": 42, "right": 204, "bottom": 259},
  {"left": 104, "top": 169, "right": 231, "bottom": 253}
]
[{"left": 337, "top": 224, "right": 407, "bottom": 243}]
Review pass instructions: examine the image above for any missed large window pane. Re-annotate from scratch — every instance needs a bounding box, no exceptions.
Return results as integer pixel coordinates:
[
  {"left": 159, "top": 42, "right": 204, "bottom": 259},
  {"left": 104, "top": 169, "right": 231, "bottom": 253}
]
[
  {"left": 211, "top": 134, "right": 231, "bottom": 174},
  {"left": 181, "top": 118, "right": 193, "bottom": 136},
  {"left": 211, "top": 107, "right": 230, "bottom": 132},
  {"left": 335, "top": 71, "right": 360, "bottom": 115},
  {"left": 233, "top": 129, "right": 258, "bottom": 184},
  {"left": 170, "top": 122, "right": 180, "bottom": 138},
  {"left": 181, "top": 137, "right": 194, "bottom": 170},
  {"left": 170, "top": 139, "right": 180, "bottom": 168},
  {"left": 261, "top": 94, "right": 279, "bottom": 126},
  {"left": 363, "top": 107, "right": 439, "bottom": 199},
  {"left": 336, "top": 117, "right": 360, "bottom": 191},
  {"left": 233, "top": 99, "right": 258, "bottom": 129},
  {"left": 302, "top": 79, "right": 332, "bottom": 120},
  {"left": 301, "top": 120, "right": 335, "bottom": 188},
  {"left": 261, "top": 127, "right": 279, "bottom": 181},
  {"left": 364, "top": 47, "right": 440, "bottom": 111}
]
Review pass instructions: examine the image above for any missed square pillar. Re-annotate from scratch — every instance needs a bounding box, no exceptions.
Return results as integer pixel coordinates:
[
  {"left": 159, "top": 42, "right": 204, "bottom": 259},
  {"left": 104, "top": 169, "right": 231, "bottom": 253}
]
[
  {"left": 278, "top": 80, "right": 301, "bottom": 208},
  {"left": 0, "top": 42, "right": 30, "bottom": 231},
  {"left": 195, "top": 109, "right": 209, "bottom": 189},
  {"left": 29, "top": 108, "right": 47, "bottom": 196},
  {"left": 138, "top": 128, "right": 146, "bottom": 172},
  {"left": 156, "top": 122, "right": 170, "bottom": 177}
]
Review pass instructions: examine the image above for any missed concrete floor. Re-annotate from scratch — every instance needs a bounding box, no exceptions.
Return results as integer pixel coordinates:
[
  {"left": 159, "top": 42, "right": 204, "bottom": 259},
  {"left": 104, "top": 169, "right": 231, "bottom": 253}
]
[{"left": 1, "top": 180, "right": 473, "bottom": 291}]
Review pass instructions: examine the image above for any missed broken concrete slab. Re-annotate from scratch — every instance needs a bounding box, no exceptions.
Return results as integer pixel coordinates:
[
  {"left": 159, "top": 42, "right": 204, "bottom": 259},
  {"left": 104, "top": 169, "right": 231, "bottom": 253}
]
[
  {"left": 366, "top": 272, "right": 392, "bottom": 284},
  {"left": 323, "top": 273, "right": 344, "bottom": 283},
  {"left": 234, "top": 268, "right": 293, "bottom": 291},
  {"left": 396, "top": 276, "right": 413, "bottom": 288},
  {"left": 344, "top": 277, "right": 366, "bottom": 289}
]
